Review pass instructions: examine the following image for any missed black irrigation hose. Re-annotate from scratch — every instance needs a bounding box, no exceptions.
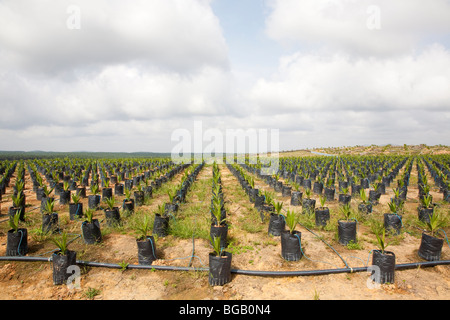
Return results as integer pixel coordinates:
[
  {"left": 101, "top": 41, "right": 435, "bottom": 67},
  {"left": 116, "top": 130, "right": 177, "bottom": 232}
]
[{"left": 0, "top": 256, "right": 448, "bottom": 277}]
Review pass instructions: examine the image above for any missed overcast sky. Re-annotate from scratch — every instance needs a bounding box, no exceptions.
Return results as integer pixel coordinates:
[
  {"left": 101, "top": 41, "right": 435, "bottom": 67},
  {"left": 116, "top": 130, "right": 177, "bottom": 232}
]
[{"left": 0, "top": 0, "right": 449, "bottom": 153}]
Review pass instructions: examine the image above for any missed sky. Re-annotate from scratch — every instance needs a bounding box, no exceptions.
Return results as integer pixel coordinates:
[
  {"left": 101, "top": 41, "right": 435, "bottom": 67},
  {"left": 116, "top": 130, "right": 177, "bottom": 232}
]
[{"left": 0, "top": 0, "right": 449, "bottom": 153}]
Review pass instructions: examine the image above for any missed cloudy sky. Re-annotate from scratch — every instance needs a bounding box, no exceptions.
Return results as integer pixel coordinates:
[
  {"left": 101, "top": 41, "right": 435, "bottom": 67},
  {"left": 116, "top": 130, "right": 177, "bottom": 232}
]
[{"left": 0, "top": 0, "right": 449, "bottom": 153}]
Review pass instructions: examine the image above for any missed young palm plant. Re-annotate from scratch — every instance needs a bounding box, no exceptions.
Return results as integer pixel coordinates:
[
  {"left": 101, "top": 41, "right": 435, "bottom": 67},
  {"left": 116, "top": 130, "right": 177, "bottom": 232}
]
[
  {"left": 136, "top": 215, "right": 157, "bottom": 265},
  {"left": 51, "top": 231, "right": 77, "bottom": 285}
]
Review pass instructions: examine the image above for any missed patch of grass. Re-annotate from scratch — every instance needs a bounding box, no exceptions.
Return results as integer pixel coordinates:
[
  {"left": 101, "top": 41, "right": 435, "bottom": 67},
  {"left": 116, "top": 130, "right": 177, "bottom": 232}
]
[{"left": 84, "top": 287, "right": 101, "bottom": 300}]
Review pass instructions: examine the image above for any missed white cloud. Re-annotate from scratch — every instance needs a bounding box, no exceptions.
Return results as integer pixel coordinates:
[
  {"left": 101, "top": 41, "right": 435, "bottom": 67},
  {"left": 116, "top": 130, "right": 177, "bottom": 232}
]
[
  {"left": 0, "top": 0, "right": 228, "bottom": 75},
  {"left": 265, "top": 0, "right": 450, "bottom": 56}
]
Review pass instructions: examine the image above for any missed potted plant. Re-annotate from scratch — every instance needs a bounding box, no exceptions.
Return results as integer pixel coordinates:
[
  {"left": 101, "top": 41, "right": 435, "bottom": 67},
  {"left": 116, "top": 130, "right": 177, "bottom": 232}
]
[
  {"left": 136, "top": 215, "right": 157, "bottom": 265},
  {"left": 122, "top": 187, "right": 135, "bottom": 215},
  {"left": 40, "top": 185, "right": 55, "bottom": 213},
  {"left": 9, "top": 193, "right": 25, "bottom": 221},
  {"left": 69, "top": 193, "right": 83, "bottom": 220},
  {"left": 338, "top": 187, "right": 351, "bottom": 205},
  {"left": 134, "top": 183, "right": 145, "bottom": 207},
  {"left": 81, "top": 208, "right": 102, "bottom": 244},
  {"left": 337, "top": 204, "right": 357, "bottom": 245},
  {"left": 88, "top": 183, "right": 101, "bottom": 209},
  {"left": 418, "top": 194, "right": 434, "bottom": 224},
  {"left": 281, "top": 209, "right": 302, "bottom": 261},
  {"left": 358, "top": 188, "right": 373, "bottom": 214},
  {"left": 59, "top": 181, "right": 71, "bottom": 205},
  {"left": 165, "top": 189, "right": 178, "bottom": 214},
  {"left": 210, "top": 196, "right": 228, "bottom": 249},
  {"left": 76, "top": 175, "right": 86, "bottom": 198},
  {"left": 314, "top": 195, "right": 330, "bottom": 227},
  {"left": 290, "top": 182, "right": 302, "bottom": 206},
  {"left": 101, "top": 179, "right": 113, "bottom": 202},
  {"left": 114, "top": 174, "right": 124, "bottom": 196},
  {"left": 371, "top": 226, "right": 395, "bottom": 284},
  {"left": 6, "top": 211, "right": 28, "bottom": 256},
  {"left": 384, "top": 201, "right": 402, "bottom": 235},
  {"left": 268, "top": 201, "right": 285, "bottom": 236},
  {"left": 208, "top": 235, "right": 232, "bottom": 286},
  {"left": 417, "top": 209, "right": 447, "bottom": 261},
  {"left": 42, "top": 198, "right": 59, "bottom": 234},
  {"left": 51, "top": 232, "right": 77, "bottom": 285},
  {"left": 104, "top": 196, "right": 121, "bottom": 227},
  {"left": 324, "top": 178, "right": 335, "bottom": 201},
  {"left": 313, "top": 176, "right": 324, "bottom": 195},
  {"left": 153, "top": 204, "right": 170, "bottom": 237},
  {"left": 302, "top": 188, "right": 316, "bottom": 214}
]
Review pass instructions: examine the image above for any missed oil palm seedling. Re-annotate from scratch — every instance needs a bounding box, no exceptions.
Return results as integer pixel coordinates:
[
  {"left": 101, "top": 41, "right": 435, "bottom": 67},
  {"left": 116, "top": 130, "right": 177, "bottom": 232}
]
[
  {"left": 6, "top": 210, "right": 28, "bottom": 256},
  {"left": 358, "top": 188, "right": 372, "bottom": 214},
  {"left": 384, "top": 201, "right": 402, "bottom": 235},
  {"left": 134, "top": 183, "right": 145, "bottom": 207},
  {"left": 338, "top": 187, "right": 351, "bottom": 205},
  {"left": 88, "top": 183, "right": 101, "bottom": 209},
  {"left": 208, "top": 235, "right": 232, "bottom": 286},
  {"left": 136, "top": 215, "right": 157, "bottom": 265},
  {"left": 42, "top": 198, "right": 59, "bottom": 234},
  {"left": 324, "top": 178, "right": 335, "bottom": 201},
  {"left": 210, "top": 195, "right": 228, "bottom": 249},
  {"left": 337, "top": 204, "right": 357, "bottom": 246},
  {"left": 9, "top": 193, "right": 25, "bottom": 221},
  {"left": 122, "top": 187, "right": 135, "bottom": 215},
  {"left": 268, "top": 201, "right": 285, "bottom": 236},
  {"left": 302, "top": 188, "right": 316, "bottom": 214},
  {"left": 368, "top": 183, "right": 381, "bottom": 205},
  {"left": 417, "top": 209, "right": 447, "bottom": 261},
  {"left": 290, "top": 182, "right": 302, "bottom": 206},
  {"left": 281, "top": 209, "right": 302, "bottom": 261},
  {"left": 370, "top": 226, "right": 396, "bottom": 284},
  {"left": 51, "top": 232, "right": 77, "bottom": 285},
  {"left": 315, "top": 195, "right": 330, "bottom": 227},
  {"left": 418, "top": 194, "right": 434, "bottom": 223},
  {"left": 101, "top": 178, "right": 113, "bottom": 202},
  {"left": 153, "top": 204, "right": 170, "bottom": 237},
  {"left": 69, "top": 193, "right": 83, "bottom": 220},
  {"left": 81, "top": 208, "right": 102, "bottom": 244},
  {"left": 104, "top": 196, "right": 120, "bottom": 227}
]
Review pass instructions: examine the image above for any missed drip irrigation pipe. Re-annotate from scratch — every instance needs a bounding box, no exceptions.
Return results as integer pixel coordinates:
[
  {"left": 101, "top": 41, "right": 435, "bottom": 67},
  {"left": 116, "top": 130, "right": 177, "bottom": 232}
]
[{"left": 0, "top": 256, "right": 448, "bottom": 277}]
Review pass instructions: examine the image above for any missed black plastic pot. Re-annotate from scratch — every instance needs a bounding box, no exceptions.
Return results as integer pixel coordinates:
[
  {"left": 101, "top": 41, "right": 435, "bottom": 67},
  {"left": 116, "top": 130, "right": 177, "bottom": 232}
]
[
  {"left": 137, "top": 236, "right": 157, "bottom": 265},
  {"left": 338, "top": 194, "right": 351, "bottom": 205},
  {"left": 302, "top": 198, "right": 316, "bottom": 214},
  {"left": 268, "top": 213, "right": 285, "bottom": 236},
  {"left": 208, "top": 251, "right": 232, "bottom": 286},
  {"left": 254, "top": 194, "right": 265, "bottom": 211},
  {"left": 52, "top": 250, "right": 77, "bottom": 285},
  {"left": 303, "top": 179, "right": 311, "bottom": 190},
  {"left": 384, "top": 213, "right": 402, "bottom": 235},
  {"left": 102, "top": 188, "right": 113, "bottom": 202},
  {"left": 122, "top": 199, "right": 135, "bottom": 215},
  {"left": 369, "top": 190, "right": 381, "bottom": 204},
  {"left": 351, "top": 184, "right": 361, "bottom": 196},
  {"left": 274, "top": 181, "right": 283, "bottom": 192},
  {"left": 418, "top": 207, "right": 433, "bottom": 224},
  {"left": 59, "top": 190, "right": 70, "bottom": 205},
  {"left": 314, "top": 208, "right": 330, "bottom": 227},
  {"left": 88, "top": 195, "right": 101, "bottom": 209},
  {"left": 313, "top": 182, "right": 323, "bottom": 195},
  {"left": 249, "top": 188, "right": 258, "bottom": 203},
  {"left": 371, "top": 250, "right": 395, "bottom": 284},
  {"left": 290, "top": 191, "right": 302, "bottom": 206},
  {"left": 134, "top": 191, "right": 145, "bottom": 207},
  {"left": 338, "top": 220, "right": 357, "bottom": 245},
  {"left": 210, "top": 223, "right": 228, "bottom": 249},
  {"left": 165, "top": 203, "right": 178, "bottom": 214},
  {"left": 105, "top": 207, "right": 121, "bottom": 227},
  {"left": 153, "top": 214, "right": 169, "bottom": 237},
  {"left": 42, "top": 213, "right": 59, "bottom": 234},
  {"left": 418, "top": 232, "right": 444, "bottom": 261},
  {"left": 358, "top": 202, "right": 373, "bottom": 214},
  {"left": 281, "top": 230, "right": 302, "bottom": 261},
  {"left": 69, "top": 203, "right": 83, "bottom": 220},
  {"left": 81, "top": 219, "right": 102, "bottom": 244},
  {"left": 324, "top": 188, "right": 335, "bottom": 201},
  {"left": 6, "top": 228, "right": 28, "bottom": 256},
  {"left": 114, "top": 184, "right": 124, "bottom": 196},
  {"left": 281, "top": 185, "right": 292, "bottom": 197}
]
